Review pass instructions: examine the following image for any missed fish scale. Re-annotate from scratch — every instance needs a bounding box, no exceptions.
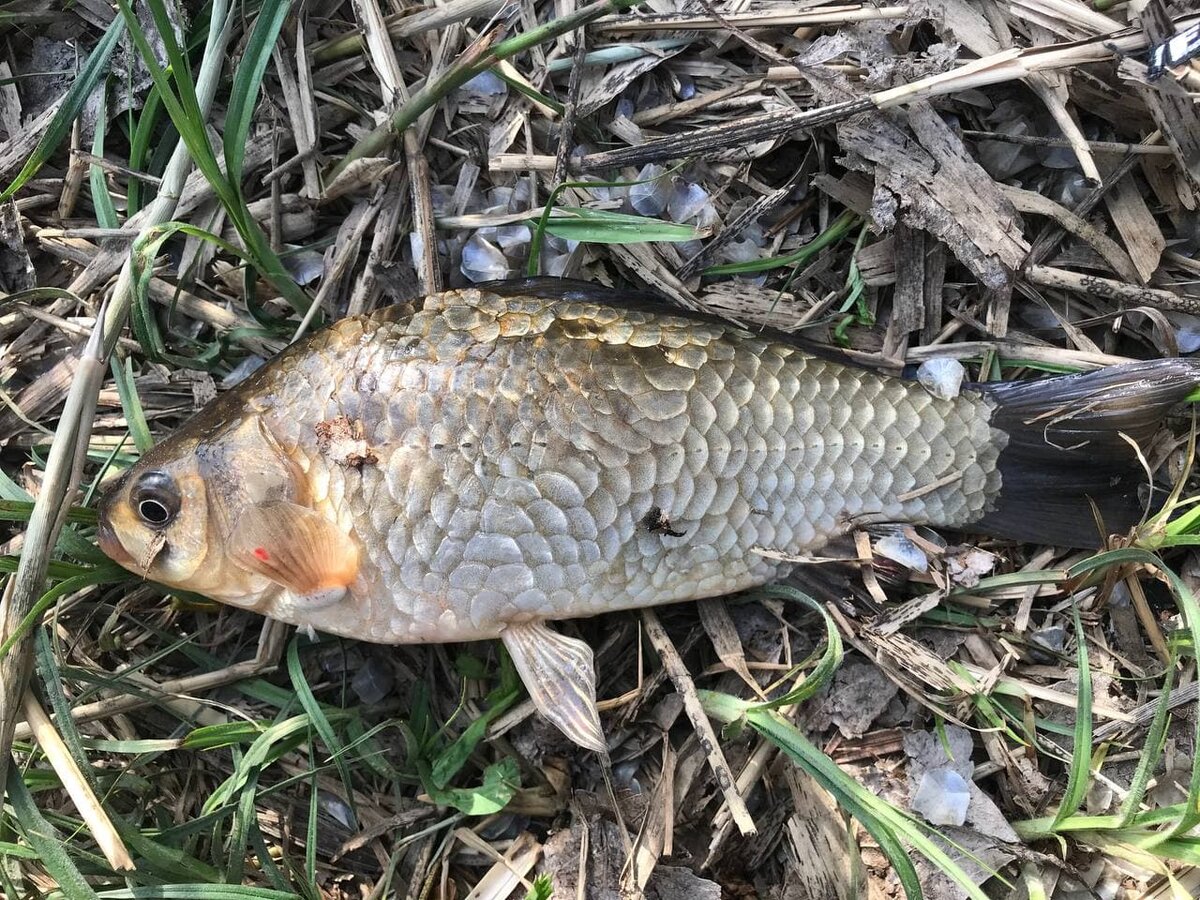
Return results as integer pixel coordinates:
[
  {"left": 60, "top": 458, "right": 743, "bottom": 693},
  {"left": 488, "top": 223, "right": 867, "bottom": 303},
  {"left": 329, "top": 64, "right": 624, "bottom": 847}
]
[
  {"left": 214, "top": 287, "right": 1004, "bottom": 644},
  {"left": 100, "top": 280, "right": 1200, "bottom": 748}
]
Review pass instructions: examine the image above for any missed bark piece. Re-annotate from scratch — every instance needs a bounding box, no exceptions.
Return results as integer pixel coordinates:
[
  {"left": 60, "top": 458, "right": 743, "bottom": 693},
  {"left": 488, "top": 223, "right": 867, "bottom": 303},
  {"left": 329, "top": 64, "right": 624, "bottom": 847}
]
[{"left": 838, "top": 102, "right": 1028, "bottom": 288}]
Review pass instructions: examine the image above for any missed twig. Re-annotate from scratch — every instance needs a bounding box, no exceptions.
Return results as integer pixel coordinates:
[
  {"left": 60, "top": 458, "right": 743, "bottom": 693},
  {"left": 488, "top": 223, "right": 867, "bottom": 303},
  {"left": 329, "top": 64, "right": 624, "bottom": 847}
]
[
  {"left": 0, "top": 303, "right": 106, "bottom": 794},
  {"left": 593, "top": 6, "right": 911, "bottom": 31},
  {"left": 21, "top": 691, "right": 135, "bottom": 871},
  {"left": 1025, "top": 265, "right": 1200, "bottom": 315},
  {"left": 640, "top": 609, "right": 757, "bottom": 837},
  {"left": 311, "top": 0, "right": 506, "bottom": 64},
  {"left": 960, "top": 130, "right": 1174, "bottom": 155},
  {"left": 71, "top": 150, "right": 165, "bottom": 185}
]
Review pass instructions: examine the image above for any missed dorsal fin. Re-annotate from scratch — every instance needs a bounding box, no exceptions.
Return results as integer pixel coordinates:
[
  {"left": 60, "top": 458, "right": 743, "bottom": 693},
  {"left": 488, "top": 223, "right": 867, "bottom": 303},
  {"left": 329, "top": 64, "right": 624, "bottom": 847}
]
[{"left": 475, "top": 276, "right": 875, "bottom": 371}]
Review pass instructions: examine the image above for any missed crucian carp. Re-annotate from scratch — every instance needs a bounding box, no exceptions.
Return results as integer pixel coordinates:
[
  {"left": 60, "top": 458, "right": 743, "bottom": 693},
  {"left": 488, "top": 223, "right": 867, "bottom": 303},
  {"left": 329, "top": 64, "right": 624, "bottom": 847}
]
[{"left": 97, "top": 278, "right": 1199, "bottom": 749}]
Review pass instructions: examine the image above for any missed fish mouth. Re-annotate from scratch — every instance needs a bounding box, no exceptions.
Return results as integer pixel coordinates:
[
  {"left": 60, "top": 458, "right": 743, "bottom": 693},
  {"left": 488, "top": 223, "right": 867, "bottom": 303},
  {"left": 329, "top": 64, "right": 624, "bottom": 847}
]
[{"left": 96, "top": 520, "right": 134, "bottom": 568}]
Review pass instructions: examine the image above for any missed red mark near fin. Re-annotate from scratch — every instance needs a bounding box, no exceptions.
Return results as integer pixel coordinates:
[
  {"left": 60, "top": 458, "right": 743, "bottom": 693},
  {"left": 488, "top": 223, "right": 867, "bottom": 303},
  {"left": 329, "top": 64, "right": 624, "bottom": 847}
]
[{"left": 253, "top": 547, "right": 270, "bottom": 562}]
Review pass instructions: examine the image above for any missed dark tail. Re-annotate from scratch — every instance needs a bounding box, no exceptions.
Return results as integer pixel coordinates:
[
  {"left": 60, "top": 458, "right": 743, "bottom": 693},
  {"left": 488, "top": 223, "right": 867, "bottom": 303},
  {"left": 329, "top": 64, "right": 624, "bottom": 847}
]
[{"left": 970, "top": 359, "right": 1200, "bottom": 548}]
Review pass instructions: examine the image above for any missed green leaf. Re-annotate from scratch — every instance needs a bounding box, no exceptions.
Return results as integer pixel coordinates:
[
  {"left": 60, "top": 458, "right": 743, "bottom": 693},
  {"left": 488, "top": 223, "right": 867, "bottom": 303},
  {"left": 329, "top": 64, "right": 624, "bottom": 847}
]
[
  {"left": 224, "top": 0, "right": 291, "bottom": 186},
  {"left": 524, "top": 874, "right": 554, "bottom": 900},
  {"left": 427, "top": 757, "right": 520, "bottom": 815},
  {"left": 429, "top": 683, "right": 520, "bottom": 789},
  {"left": 0, "top": 16, "right": 125, "bottom": 200},
  {"left": 127, "top": 87, "right": 165, "bottom": 213},
  {"left": 182, "top": 721, "right": 267, "bottom": 751},
  {"left": 538, "top": 207, "right": 700, "bottom": 244},
  {"left": 738, "top": 585, "right": 842, "bottom": 708},
  {"left": 203, "top": 715, "right": 323, "bottom": 813},
  {"left": 1119, "top": 657, "right": 1174, "bottom": 826},
  {"left": 0, "top": 500, "right": 97, "bottom": 524}
]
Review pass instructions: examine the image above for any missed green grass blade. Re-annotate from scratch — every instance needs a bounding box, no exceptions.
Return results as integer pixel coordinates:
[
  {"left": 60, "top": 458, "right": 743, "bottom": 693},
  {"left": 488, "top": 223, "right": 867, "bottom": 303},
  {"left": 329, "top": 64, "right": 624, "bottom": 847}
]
[
  {"left": 1070, "top": 548, "right": 1200, "bottom": 839},
  {"left": 740, "top": 706, "right": 926, "bottom": 899},
  {"left": 1052, "top": 608, "right": 1093, "bottom": 828},
  {"left": 703, "top": 209, "right": 859, "bottom": 275},
  {"left": 526, "top": 164, "right": 689, "bottom": 275},
  {"left": 305, "top": 766, "right": 318, "bottom": 885},
  {"left": 114, "top": 0, "right": 313, "bottom": 317},
  {"left": 223, "top": 766, "right": 259, "bottom": 882},
  {"left": 1118, "top": 660, "right": 1173, "bottom": 826},
  {"left": 89, "top": 84, "right": 119, "bottom": 228},
  {"left": 126, "top": 88, "right": 165, "bottom": 213},
  {"left": 702, "top": 691, "right": 997, "bottom": 899},
  {"left": 0, "top": 16, "right": 125, "bottom": 200},
  {"left": 737, "top": 585, "right": 842, "bottom": 707},
  {"left": 202, "top": 715, "right": 320, "bottom": 814},
  {"left": 539, "top": 207, "right": 700, "bottom": 244},
  {"left": 286, "top": 636, "right": 358, "bottom": 826},
  {"left": 6, "top": 768, "right": 100, "bottom": 897},
  {"left": 111, "top": 355, "right": 154, "bottom": 453},
  {"left": 0, "top": 501, "right": 97, "bottom": 524},
  {"left": 224, "top": 0, "right": 291, "bottom": 185},
  {"left": 0, "top": 569, "right": 129, "bottom": 661}
]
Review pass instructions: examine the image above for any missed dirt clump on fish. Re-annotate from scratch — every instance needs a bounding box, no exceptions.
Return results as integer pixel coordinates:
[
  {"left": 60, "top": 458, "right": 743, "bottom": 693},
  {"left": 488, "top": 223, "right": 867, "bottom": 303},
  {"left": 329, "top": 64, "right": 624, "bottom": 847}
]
[{"left": 315, "top": 415, "right": 379, "bottom": 469}]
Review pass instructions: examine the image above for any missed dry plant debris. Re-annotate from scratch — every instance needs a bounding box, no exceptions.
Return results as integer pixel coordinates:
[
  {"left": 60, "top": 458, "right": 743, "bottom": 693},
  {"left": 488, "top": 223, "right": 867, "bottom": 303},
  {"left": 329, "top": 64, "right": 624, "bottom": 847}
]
[{"left": 1, "top": 1, "right": 1200, "bottom": 898}]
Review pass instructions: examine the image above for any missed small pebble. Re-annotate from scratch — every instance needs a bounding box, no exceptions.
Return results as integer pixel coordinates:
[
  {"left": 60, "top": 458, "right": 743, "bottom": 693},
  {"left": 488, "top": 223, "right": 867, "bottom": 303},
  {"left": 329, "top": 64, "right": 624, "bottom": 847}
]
[
  {"left": 320, "top": 792, "right": 356, "bottom": 829},
  {"left": 668, "top": 181, "right": 710, "bottom": 224},
  {"left": 280, "top": 249, "right": 325, "bottom": 286},
  {"left": 917, "top": 357, "right": 965, "bottom": 400},
  {"left": 495, "top": 224, "right": 531, "bottom": 251},
  {"left": 221, "top": 356, "right": 266, "bottom": 389},
  {"left": 461, "top": 233, "right": 509, "bottom": 282},
  {"left": 1055, "top": 171, "right": 1091, "bottom": 207},
  {"left": 1029, "top": 625, "right": 1067, "bottom": 663},
  {"left": 1038, "top": 142, "right": 1079, "bottom": 170},
  {"left": 719, "top": 237, "right": 761, "bottom": 264},
  {"left": 1166, "top": 311, "right": 1200, "bottom": 354},
  {"left": 629, "top": 164, "right": 670, "bottom": 217},
  {"left": 874, "top": 534, "right": 929, "bottom": 573},
  {"left": 911, "top": 768, "right": 970, "bottom": 826},
  {"left": 459, "top": 70, "right": 506, "bottom": 98},
  {"left": 351, "top": 655, "right": 395, "bottom": 706}
]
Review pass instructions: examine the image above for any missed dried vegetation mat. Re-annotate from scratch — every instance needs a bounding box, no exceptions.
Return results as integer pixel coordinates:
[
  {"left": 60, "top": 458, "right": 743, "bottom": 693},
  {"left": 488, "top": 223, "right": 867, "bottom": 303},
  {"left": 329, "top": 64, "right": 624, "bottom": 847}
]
[{"left": 1, "top": 0, "right": 1200, "bottom": 898}]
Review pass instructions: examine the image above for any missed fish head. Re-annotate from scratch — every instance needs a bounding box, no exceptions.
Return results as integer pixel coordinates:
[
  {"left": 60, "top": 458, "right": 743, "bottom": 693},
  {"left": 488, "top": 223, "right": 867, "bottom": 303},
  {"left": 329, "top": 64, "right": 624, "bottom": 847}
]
[{"left": 98, "top": 410, "right": 300, "bottom": 608}]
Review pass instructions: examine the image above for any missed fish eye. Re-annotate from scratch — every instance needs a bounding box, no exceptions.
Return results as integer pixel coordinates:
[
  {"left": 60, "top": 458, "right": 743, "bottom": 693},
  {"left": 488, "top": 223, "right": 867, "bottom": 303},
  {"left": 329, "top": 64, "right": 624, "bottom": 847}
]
[{"left": 132, "top": 471, "right": 181, "bottom": 529}]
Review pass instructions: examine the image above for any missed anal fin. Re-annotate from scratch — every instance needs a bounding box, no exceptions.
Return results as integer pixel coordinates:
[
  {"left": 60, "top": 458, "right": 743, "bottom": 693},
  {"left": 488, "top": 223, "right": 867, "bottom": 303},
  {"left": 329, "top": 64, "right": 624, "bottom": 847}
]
[{"left": 501, "top": 621, "right": 606, "bottom": 752}]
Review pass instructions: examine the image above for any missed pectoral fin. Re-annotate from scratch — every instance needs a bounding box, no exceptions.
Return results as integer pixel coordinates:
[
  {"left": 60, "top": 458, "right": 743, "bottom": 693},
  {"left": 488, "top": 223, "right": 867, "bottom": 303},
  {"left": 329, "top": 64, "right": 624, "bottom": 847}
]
[
  {"left": 501, "top": 621, "right": 606, "bottom": 752},
  {"left": 228, "top": 501, "right": 359, "bottom": 604}
]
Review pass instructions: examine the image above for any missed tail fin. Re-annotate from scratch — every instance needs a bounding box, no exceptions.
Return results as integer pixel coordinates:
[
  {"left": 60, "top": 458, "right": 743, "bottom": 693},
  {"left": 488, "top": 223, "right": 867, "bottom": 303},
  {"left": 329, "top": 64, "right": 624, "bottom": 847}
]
[{"left": 971, "top": 359, "right": 1200, "bottom": 548}]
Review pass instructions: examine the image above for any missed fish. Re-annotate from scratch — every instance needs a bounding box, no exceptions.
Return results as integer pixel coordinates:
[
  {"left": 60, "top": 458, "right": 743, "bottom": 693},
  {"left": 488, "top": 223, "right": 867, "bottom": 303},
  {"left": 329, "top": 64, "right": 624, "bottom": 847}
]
[{"left": 97, "top": 277, "right": 1200, "bottom": 750}]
